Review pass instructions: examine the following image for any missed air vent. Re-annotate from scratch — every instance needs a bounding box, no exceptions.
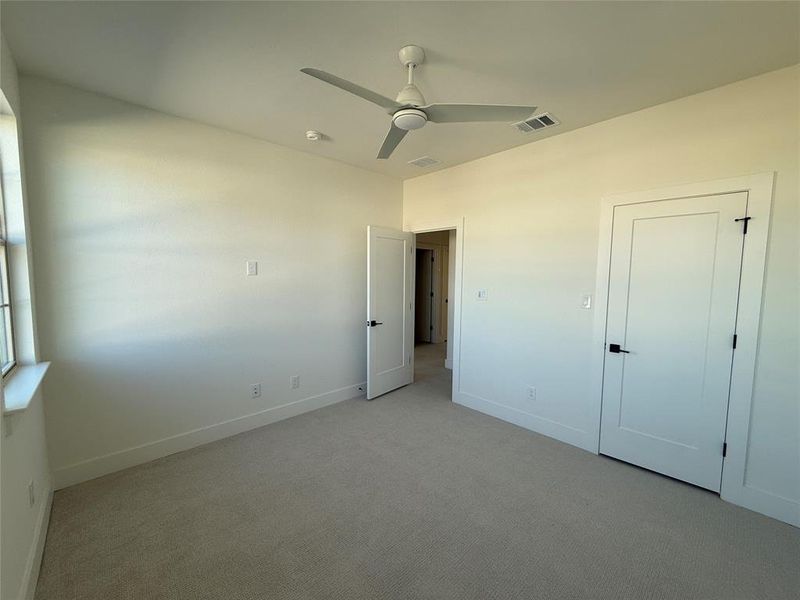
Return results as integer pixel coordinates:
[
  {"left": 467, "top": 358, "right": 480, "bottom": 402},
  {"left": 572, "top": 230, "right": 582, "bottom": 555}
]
[
  {"left": 408, "top": 156, "right": 440, "bottom": 168},
  {"left": 513, "top": 112, "right": 560, "bottom": 133}
]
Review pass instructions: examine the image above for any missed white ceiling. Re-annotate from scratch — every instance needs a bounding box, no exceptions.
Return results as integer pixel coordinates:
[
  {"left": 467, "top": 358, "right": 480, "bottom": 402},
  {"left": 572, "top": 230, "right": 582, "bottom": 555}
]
[{"left": 2, "top": 1, "right": 798, "bottom": 180}]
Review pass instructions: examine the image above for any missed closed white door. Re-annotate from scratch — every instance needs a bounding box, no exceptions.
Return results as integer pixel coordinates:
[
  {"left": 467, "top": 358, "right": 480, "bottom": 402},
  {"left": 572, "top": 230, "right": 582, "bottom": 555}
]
[
  {"left": 367, "top": 226, "right": 414, "bottom": 399},
  {"left": 600, "top": 192, "right": 747, "bottom": 491}
]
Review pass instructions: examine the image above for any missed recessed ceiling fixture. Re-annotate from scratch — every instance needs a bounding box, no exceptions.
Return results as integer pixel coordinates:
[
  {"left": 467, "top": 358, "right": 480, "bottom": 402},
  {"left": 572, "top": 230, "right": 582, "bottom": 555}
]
[
  {"left": 305, "top": 130, "right": 323, "bottom": 141},
  {"left": 301, "top": 45, "right": 538, "bottom": 160},
  {"left": 408, "top": 156, "right": 440, "bottom": 168}
]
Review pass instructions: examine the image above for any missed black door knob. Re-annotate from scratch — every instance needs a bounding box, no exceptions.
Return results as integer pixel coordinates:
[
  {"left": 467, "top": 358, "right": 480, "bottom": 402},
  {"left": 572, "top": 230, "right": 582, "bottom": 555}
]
[{"left": 608, "top": 343, "right": 630, "bottom": 354}]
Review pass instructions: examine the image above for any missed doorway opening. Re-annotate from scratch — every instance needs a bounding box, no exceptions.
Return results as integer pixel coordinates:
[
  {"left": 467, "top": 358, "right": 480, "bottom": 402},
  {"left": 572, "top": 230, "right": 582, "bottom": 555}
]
[{"left": 414, "top": 230, "right": 454, "bottom": 390}]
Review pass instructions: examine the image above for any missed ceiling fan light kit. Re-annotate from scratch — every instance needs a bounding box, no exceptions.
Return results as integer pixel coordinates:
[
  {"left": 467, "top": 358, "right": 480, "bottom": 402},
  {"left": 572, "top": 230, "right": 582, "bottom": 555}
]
[
  {"left": 392, "top": 108, "right": 427, "bottom": 131},
  {"left": 301, "top": 45, "right": 537, "bottom": 159}
]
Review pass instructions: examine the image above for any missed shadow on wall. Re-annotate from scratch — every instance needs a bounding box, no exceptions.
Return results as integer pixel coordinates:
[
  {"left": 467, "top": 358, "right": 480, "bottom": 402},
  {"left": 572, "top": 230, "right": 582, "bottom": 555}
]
[{"left": 22, "top": 77, "right": 402, "bottom": 478}]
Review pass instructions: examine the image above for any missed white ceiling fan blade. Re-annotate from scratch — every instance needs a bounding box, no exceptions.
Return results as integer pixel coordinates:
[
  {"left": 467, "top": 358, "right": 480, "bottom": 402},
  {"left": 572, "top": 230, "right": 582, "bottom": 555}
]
[
  {"left": 377, "top": 124, "right": 408, "bottom": 159},
  {"left": 301, "top": 68, "right": 401, "bottom": 112},
  {"left": 422, "top": 104, "right": 537, "bottom": 123}
]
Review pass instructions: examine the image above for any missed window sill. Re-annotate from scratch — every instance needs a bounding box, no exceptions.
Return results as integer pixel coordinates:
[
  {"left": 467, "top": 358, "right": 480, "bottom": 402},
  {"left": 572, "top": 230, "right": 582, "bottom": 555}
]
[{"left": 2, "top": 362, "right": 50, "bottom": 415}]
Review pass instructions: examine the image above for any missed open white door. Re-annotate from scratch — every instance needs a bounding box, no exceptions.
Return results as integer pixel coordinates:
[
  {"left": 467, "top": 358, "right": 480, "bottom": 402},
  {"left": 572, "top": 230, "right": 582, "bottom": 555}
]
[
  {"left": 600, "top": 192, "right": 747, "bottom": 492},
  {"left": 367, "top": 226, "right": 414, "bottom": 399}
]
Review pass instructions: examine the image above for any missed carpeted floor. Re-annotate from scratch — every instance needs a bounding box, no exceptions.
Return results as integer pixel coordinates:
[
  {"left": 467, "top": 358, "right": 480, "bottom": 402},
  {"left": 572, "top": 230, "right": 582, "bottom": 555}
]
[{"left": 35, "top": 343, "right": 799, "bottom": 599}]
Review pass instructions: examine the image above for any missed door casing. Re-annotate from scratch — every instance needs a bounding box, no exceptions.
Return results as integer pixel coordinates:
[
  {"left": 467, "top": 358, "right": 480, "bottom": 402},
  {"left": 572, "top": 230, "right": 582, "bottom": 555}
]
[{"left": 590, "top": 173, "right": 794, "bottom": 525}]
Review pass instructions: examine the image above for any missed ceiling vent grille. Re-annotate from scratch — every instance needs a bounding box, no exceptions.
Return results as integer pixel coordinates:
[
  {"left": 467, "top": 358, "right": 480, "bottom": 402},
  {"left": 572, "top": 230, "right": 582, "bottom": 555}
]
[
  {"left": 513, "top": 112, "right": 560, "bottom": 133},
  {"left": 408, "top": 156, "right": 440, "bottom": 168}
]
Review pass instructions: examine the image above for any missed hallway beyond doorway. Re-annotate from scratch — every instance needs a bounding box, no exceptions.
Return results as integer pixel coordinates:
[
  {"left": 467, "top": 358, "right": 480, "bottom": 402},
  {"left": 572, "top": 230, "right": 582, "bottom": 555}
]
[{"left": 414, "top": 342, "right": 451, "bottom": 399}]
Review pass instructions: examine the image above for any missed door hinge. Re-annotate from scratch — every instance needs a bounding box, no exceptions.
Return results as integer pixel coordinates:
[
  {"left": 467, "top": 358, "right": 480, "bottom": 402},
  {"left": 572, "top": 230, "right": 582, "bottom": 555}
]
[
  {"left": 732, "top": 334, "right": 738, "bottom": 349},
  {"left": 734, "top": 216, "right": 752, "bottom": 234},
  {"left": 722, "top": 442, "right": 728, "bottom": 457}
]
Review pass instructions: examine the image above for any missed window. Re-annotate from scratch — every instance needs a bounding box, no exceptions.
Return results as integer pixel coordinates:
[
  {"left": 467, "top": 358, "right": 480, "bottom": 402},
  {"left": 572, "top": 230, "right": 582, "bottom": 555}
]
[{"left": 0, "top": 183, "right": 15, "bottom": 375}]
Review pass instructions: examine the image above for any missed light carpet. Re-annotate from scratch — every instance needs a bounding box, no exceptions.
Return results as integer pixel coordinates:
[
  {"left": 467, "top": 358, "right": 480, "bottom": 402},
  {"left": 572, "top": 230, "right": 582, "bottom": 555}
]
[{"left": 35, "top": 343, "right": 799, "bottom": 599}]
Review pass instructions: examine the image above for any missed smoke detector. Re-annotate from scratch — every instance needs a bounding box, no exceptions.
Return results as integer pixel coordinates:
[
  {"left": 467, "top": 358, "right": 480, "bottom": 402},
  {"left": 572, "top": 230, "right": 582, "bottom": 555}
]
[{"left": 305, "top": 130, "right": 323, "bottom": 141}]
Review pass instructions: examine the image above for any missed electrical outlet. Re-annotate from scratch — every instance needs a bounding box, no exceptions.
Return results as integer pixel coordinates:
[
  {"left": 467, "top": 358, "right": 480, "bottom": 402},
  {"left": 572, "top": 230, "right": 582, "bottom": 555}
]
[
  {"left": 290, "top": 375, "right": 300, "bottom": 389},
  {"left": 527, "top": 386, "right": 537, "bottom": 402},
  {"left": 246, "top": 260, "right": 258, "bottom": 276},
  {"left": 250, "top": 383, "right": 262, "bottom": 399},
  {"left": 28, "top": 480, "right": 35, "bottom": 507}
]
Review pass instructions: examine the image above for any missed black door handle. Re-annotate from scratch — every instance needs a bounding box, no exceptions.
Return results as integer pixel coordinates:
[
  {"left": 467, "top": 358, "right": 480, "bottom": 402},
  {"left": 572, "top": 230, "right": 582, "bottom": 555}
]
[
  {"left": 608, "top": 343, "right": 630, "bottom": 354},
  {"left": 368, "top": 320, "right": 383, "bottom": 327}
]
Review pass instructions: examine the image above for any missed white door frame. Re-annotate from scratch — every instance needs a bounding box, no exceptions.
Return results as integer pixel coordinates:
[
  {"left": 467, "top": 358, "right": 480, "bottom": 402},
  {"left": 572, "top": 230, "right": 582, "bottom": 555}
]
[
  {"left": 590, "top": 172, "right": 795, "bottom": 525},
  {"left": 405, "top": 218, "right": 465, "bottom": 401}
]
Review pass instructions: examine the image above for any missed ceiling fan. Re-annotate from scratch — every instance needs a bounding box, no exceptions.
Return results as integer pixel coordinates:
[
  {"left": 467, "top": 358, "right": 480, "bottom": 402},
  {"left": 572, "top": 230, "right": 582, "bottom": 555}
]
[{"left": 301, "top": 45, "right": 537, "bottom": 159}]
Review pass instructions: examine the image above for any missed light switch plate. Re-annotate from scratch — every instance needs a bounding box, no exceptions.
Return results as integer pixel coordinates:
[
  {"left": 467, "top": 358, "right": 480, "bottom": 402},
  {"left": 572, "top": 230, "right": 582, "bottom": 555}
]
[
  {"left": 246, "top": 260, "right": 258, "bottom": 276},
  {"left": 580, "top": 294, "right": 593, "bottom": 309},
  {"left": 477, "top": 289, "right": 488, "bottom": 301}
]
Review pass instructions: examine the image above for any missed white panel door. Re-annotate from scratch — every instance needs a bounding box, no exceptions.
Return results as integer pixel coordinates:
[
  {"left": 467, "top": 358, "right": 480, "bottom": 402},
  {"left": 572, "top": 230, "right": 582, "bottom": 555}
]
[
  {"left": 367, "top": 226, "right": 414, "bottom": 399},
  {"left": 600, "top": 192, "right": 747, "bottom": 491}
]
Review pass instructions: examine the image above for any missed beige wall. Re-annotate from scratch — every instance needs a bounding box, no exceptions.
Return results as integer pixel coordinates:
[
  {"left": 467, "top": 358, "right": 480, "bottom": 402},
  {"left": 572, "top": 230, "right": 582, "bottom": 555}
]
[
  {"left": 404, "top": 66, "right": 799, "bottom": 522},
  {"left": 20, "top": 77, "right": 402, "bottom": 487},
  {"left": 1, "top": 35, "right": 52, "bottom": 600},
  {"left": 0, "top": 397, "right": 50, "bottom": 600}
]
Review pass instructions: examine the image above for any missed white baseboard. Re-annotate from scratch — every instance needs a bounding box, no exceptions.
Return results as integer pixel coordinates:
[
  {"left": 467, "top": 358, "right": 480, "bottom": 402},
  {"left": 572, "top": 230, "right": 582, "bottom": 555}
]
[
  {"left": 20, "top": 488, "right": 53, "bottom": 600},
  {"left": 456, "top": 393, "right": 798, "bottom": 527},
  {"left": 444, "top": 358, "right": 453, "bottom": 370},
  {"left": 54, "top": 383, "right": 366, "bottom": 489},
  {"left": 722, "top": 480, "right": 800, "bottom": 527},
  {"left": 455, "top": 391, "right": 597, "bottom": 453}
]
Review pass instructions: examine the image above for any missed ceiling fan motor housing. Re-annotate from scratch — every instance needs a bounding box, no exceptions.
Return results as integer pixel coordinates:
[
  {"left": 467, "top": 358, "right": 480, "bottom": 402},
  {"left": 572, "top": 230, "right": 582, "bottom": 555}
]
[
  {"left": 395, "top": 83, "right": 426, "bottom": 107},
  {"left": 393, "top": 108, "right": 427, "bottom": 131}
]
